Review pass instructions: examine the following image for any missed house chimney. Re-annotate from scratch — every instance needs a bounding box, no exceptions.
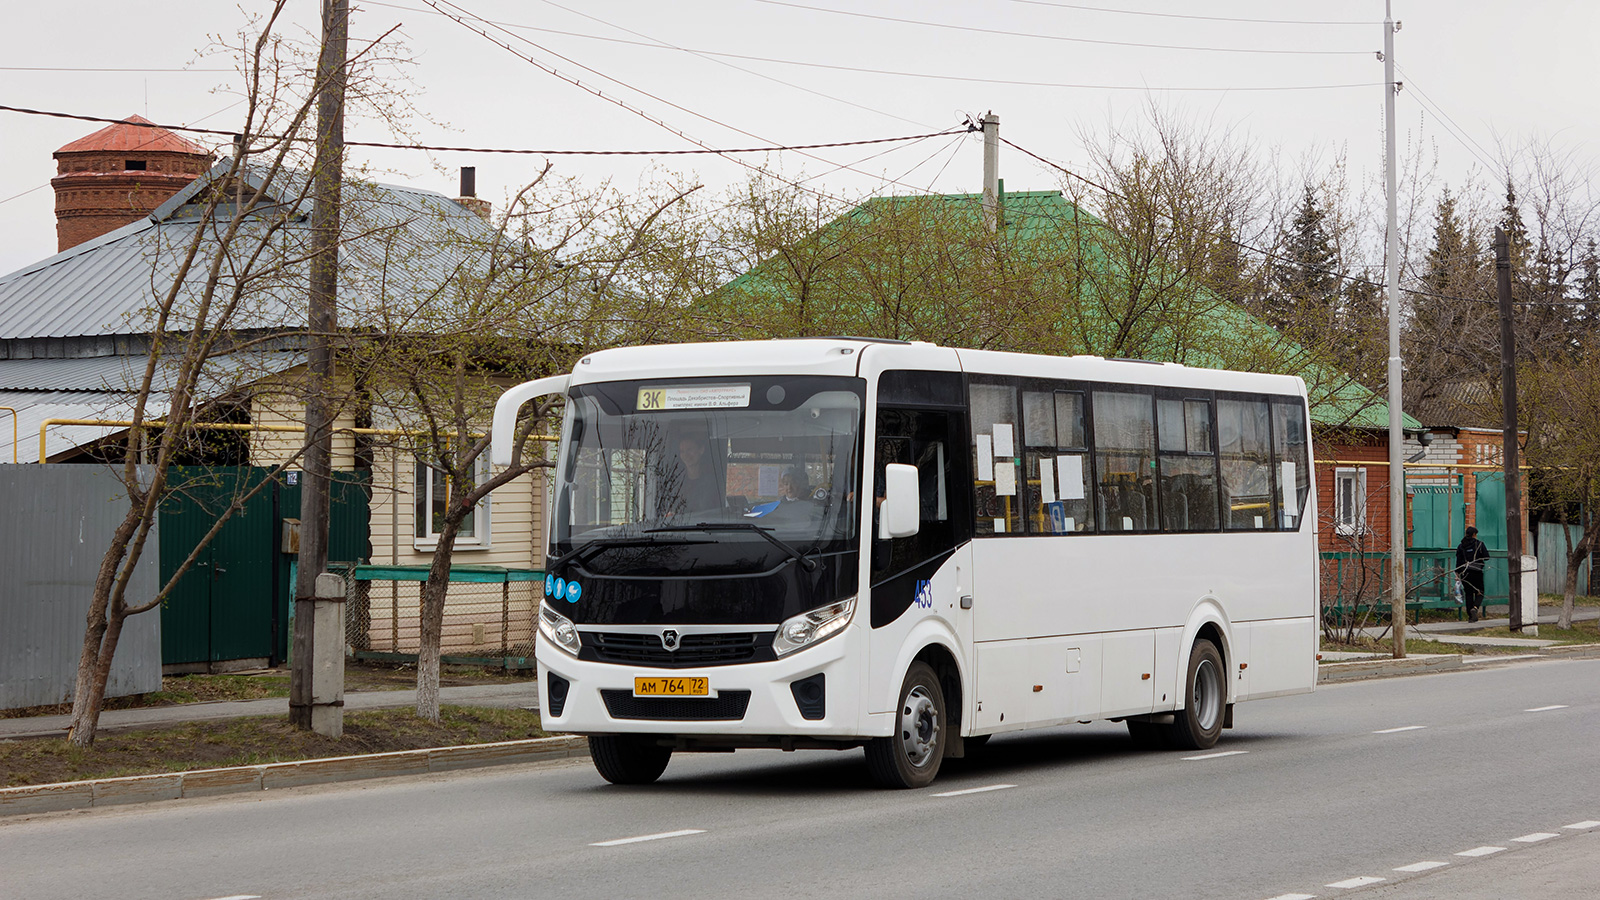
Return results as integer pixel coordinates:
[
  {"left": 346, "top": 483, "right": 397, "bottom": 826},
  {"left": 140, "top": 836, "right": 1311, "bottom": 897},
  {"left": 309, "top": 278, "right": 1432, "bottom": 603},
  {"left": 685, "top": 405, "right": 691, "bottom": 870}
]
[{"left": 456, "top": 166, "right": 490, "bottom": 220}]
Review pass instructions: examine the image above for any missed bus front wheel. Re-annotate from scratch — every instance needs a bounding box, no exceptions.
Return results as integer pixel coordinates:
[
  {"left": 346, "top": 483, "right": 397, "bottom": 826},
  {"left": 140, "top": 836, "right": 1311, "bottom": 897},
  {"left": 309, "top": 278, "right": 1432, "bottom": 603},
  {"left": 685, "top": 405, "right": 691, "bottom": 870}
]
[
  {"left": 1167, "top": 639, "right": 1225, "bottom": 751},
  {"left": 589, "top": 735, "right": 673, "bottom": 785},
  {"left": 866, "top": 661, "right": 946, "bottom": 789}
]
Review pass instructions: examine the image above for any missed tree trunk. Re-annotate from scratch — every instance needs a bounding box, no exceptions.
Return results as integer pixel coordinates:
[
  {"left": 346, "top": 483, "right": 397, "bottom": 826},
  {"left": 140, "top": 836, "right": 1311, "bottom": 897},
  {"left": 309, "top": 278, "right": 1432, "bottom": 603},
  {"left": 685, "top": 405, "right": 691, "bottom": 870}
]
[
  {"left": 415, "top": 517, "right": 462, "bottom": 723},
  {"left": 67, "top": 509, "right": 142, "bottom": 747}
]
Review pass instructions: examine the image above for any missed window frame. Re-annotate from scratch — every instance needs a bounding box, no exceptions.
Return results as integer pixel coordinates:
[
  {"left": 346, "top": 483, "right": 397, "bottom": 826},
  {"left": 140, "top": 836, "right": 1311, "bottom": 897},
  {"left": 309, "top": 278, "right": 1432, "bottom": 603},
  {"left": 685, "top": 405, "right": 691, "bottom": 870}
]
[
  {"left": 1333, "top": 466, "right": 1367, "bottom": 537},
  {"left": 413, "top": 455, "right": 493, "bottom": 550}
]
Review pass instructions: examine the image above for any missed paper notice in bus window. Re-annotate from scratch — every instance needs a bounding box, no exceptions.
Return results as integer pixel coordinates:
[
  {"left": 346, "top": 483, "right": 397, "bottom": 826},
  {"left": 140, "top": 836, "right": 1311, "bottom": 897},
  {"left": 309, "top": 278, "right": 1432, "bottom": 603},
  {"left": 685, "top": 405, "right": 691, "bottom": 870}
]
[
  {"left": 976, "top": 435, "right": 994, "bottom": 480},
  {"left": 992, "top": 424, "right": 1015, "bottom": 458},
  {"left": 1039, "top": 457, "right": 1057, "bottom": 503},
  {"left": 1064, "top": 516, "right": 1076, "bottom": 533},
  {"left": 1057, "top": 454, "right": 1085, "bottom": 500},
  {"left": 993, "top": 518, "right": 1006, "bottom": 533},
  {"left": 758, "top": 465, "right": 782, "bottom": 497},
  {"left": 1281, "top": 461, "right": 1296, "bottom": 519},
  {"left": 994, "top": 461, "right": 1017, "bottom": 496},
  {"left": 1255, "top": 516, "right": 1264, "bottom": 528},
  {"left": 1122, "top": 516, "right": 1134, "bottom": 531}
]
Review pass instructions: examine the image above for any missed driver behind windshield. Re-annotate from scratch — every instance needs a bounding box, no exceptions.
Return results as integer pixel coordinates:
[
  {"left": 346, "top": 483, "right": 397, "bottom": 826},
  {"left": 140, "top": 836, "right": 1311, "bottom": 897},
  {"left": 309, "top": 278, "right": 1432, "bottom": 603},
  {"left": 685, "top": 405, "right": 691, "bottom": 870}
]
[{"left": 662, "top": 430, "right": 725, "bottom": 516}]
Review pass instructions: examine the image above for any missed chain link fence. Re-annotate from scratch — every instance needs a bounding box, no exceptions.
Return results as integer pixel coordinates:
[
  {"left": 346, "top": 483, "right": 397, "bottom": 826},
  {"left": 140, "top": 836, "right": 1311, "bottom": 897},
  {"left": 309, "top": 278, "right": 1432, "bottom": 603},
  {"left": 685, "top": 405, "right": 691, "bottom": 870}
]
[{"left": 344, "top": 565, "right": 541, "bottom": 668}]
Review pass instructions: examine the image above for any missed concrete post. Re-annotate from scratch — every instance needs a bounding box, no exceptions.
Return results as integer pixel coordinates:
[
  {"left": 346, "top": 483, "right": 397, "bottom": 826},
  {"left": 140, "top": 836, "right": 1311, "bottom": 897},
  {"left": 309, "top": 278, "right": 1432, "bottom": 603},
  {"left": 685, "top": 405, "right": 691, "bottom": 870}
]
[
  {"left": 1519, "top": 555, "right": 1539, "bottom": 636},
  {"left": 310, "top": 572, "right": 346, "bottom": 738}
]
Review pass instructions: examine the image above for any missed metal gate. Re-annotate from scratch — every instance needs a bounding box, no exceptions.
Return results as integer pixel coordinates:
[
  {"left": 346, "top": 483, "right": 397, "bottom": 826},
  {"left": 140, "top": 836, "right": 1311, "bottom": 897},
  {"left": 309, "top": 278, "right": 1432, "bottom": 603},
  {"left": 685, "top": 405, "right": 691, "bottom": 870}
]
[
  {"left": 1474, "top": 472, "right": 1510, "bottom": 603},
  {"left": 160, "top": 467, "right": 369, "bottom": 667}
]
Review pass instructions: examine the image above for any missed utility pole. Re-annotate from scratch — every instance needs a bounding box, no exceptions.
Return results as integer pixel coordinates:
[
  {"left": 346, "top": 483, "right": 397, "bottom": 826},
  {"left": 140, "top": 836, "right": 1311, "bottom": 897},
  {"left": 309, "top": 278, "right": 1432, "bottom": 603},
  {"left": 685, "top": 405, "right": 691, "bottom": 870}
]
[
  {"left": 1382, "top": 2, "right": 1406, "bottom": 658},
  {"left": 981, "top": 112, "right": 1000, "bottom": 233},
  {"left": 1495, "top": 226, "right": 1525, "bottom": 632},
  {"left": 291, "top": 0, "right": 348, "bottom": 736}
]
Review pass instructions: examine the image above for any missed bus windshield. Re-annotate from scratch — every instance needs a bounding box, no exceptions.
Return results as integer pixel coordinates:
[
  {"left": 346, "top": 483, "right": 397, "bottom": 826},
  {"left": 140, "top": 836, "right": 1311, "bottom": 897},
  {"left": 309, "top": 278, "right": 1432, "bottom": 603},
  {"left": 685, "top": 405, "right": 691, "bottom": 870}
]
[{"left": 553, "top": 376, "right": 864, "bottom": 573}]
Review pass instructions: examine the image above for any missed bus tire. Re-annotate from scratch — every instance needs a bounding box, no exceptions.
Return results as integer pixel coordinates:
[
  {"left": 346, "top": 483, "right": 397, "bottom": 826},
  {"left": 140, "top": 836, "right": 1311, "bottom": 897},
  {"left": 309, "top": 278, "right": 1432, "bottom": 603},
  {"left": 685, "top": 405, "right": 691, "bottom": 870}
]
[
  {"left": 589, "top": 735, "right": 672, "bottom": 785},
  {"left": 1167, "top": 639, "right": 1225, "bottom": 751},
  {"left": 866, "top": 661, "right": 946, "bottom": 788}
]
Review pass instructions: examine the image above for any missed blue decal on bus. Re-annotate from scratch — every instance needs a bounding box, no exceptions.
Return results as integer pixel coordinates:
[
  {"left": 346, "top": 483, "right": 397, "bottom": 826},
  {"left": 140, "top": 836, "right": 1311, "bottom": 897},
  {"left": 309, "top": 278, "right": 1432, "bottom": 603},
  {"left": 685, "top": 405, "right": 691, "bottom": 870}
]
[
  {"left": 566, "top": 580, "right": 582, "bottom": 603},
  {"left": 544, "top": 574, "right": 555, "bottom": 597},
  {"left": 553, "top": 577, "right": 565, "bottom": 600},
  {"left": 914, "top": 579, "right": 934, "bottom": 609}
]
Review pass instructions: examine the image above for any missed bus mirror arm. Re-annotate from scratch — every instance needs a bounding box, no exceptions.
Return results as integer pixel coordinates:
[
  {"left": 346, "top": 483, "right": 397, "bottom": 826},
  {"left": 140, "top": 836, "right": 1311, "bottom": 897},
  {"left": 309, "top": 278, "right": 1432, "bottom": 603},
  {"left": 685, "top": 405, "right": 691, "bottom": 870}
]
[
  {"left": 491, "top": 375, "right": 570, "bottom": 468},
  {"left": 879, "top": 463, "right": 920, "bottom": 540}
]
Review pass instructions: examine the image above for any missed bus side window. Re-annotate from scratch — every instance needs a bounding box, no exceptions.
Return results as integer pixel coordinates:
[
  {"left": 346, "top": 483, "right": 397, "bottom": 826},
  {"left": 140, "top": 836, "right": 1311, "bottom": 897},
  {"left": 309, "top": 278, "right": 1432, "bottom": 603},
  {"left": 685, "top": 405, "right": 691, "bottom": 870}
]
[
  {"left": 1156, "top": 396, "right": 1219, "bottom": 532},
  {"left": 1218, "top": 397, "right": 1276, "bottom": 530},
  {"left": 1022, "top": 389, "right": 1092, "bottom": 533},
  {"left": 970, "top": 381, "right": 1023, "bottom": 535},
  {"left": 1272, "top": 400, "right": 1310, "bottom": 529},
  {"left": 872, "top": 409, "right": 957, "bottom": 579},
  {"left": 1093, "top": 390, "right": 1157, "bottom": 532}
]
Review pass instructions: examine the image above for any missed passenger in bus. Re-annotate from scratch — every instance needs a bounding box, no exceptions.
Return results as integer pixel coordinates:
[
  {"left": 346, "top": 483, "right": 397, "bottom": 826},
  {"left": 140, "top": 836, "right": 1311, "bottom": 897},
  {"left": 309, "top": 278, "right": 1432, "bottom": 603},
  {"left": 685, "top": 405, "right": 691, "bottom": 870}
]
[{"left": 778, "top": 467, "right": 812, "bottom": 503}]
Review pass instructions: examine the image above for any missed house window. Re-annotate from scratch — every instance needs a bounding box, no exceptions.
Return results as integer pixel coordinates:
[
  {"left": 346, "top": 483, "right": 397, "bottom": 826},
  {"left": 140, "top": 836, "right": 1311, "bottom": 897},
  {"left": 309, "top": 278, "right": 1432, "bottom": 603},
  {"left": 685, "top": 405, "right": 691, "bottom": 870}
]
[
  {"left": 124, "top": 159, "right": 147, "bottom": 171},
  {"left": 1333, "top": 467, "right": 1367, "bottom": 537},
  {"left": 414, "top": 458, "right": 491, "bottom": 547}
]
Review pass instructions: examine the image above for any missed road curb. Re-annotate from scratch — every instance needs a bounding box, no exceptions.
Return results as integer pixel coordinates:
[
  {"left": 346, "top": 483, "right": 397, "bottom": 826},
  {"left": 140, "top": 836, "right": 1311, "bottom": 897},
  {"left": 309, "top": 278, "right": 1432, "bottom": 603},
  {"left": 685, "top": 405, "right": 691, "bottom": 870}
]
[
  {"left": 1318, "top": 653, "right": 1464, "bottom": 683},
  {"left": 0, "top": 734, "right": 590, "bottom": 818}
]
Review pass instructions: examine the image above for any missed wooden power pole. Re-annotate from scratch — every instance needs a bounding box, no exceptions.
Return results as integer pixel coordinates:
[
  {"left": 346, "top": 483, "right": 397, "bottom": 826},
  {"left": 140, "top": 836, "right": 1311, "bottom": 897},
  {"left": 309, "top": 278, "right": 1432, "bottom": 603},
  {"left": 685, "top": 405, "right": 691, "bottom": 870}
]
[
  {"left": 292, "top": 0, "right": 349, "bottom": 734},
  {"left": 1495, "top": 226, "right": 1525, "bottom": 632}
]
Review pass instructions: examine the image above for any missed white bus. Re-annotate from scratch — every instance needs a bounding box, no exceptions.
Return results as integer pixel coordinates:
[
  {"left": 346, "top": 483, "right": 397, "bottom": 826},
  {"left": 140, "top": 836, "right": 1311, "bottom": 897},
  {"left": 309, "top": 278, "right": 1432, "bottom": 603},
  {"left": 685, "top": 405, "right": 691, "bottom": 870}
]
[{"left": 491, "top": 339, "right": 1318, "bottom": 788}]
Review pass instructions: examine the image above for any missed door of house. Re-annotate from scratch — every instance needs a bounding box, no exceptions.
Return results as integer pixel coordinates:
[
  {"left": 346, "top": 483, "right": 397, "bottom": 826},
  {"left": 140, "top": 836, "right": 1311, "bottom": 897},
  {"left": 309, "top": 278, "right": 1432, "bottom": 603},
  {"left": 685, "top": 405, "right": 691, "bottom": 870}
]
[{"left": 1473, "top": 472, "right": 1510, "bottom": 603}]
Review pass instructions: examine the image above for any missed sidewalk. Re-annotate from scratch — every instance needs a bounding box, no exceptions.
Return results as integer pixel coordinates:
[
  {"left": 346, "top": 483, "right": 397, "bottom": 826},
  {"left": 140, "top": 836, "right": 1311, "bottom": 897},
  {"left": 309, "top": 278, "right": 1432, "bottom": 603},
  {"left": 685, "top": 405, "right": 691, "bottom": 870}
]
[
  {"left": 0, "top": 680, "right": 540, "bottom": 740},
  {"left": 1354, "top": 603, "right": 1600, "bottom": 647}
]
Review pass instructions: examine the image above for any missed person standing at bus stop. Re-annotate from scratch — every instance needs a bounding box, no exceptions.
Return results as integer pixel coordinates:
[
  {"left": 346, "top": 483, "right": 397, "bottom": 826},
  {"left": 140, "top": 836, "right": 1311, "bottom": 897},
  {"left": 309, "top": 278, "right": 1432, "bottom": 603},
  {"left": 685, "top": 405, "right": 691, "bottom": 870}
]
[{"left": 1456, "top": 525, "right": 1491, "bottom": 623}]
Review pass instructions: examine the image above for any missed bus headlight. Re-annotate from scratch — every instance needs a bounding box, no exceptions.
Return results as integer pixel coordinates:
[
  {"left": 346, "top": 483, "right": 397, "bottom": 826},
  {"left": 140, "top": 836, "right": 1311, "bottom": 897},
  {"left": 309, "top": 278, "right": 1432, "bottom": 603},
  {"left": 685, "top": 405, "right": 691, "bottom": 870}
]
[
  {"left": 539, "top": 603, "right": 581, "bottom": 656},
  {"left": 772, "top": 597, "right": 855, "bottom": 656}
]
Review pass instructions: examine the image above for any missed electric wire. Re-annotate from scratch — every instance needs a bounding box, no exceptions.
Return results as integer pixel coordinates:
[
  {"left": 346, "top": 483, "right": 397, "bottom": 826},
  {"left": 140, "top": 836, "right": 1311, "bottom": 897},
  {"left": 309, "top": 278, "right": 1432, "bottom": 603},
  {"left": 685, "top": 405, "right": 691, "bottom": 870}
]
[
  {"left": 423, "top": 0, "right": 967, "bottom": 205},
  {"left": 1002, "top": 136, "right": 1593, "bottom": 309},
  {"left": 749, "top": 0, "right": 1374, "bottom": 55},
  {"left": 1395, "top": 66, "right": 1502, "bottom": 175},
  {"left": 0, "top": 103, "right": 956, "bottom": 158},
  {"left": 1000, "top": 0, "right": 1377, "bottom": 26},
  {"left": 530, "top": 0, "right": 928, "bottom": 129},
  {"left": 363, "top": 0, "right": 1377, "bottom": 94}
]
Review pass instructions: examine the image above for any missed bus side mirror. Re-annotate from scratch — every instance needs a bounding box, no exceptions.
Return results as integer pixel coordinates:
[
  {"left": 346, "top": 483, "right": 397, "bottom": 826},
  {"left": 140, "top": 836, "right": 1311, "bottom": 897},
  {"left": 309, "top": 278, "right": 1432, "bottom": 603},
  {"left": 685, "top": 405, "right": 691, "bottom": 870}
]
[
  {"left": 491, "top": 374, "right": 570, "bottom": 468},
  {"left": 880, "top": 463, "right": 920, "bottom": 540}
]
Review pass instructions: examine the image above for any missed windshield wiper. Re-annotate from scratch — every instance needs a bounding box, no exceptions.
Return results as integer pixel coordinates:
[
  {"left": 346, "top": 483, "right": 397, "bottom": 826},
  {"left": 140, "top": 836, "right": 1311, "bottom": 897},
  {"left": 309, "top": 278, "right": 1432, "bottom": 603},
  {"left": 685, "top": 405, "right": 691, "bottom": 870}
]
[
  {"left": 645, "top": 523, "right": 819, "bottom": 572},
  {"left": 549, "top": 535, "right": 710, "bottom": 570}
]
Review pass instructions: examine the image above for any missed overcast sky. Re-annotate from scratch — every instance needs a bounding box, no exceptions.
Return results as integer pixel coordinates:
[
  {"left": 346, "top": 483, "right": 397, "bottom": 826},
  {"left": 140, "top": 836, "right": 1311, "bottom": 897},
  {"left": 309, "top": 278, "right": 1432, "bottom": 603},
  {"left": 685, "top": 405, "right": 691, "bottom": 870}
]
[{"left": 1, "top": 0, "right": 1595, "bottom": 276}]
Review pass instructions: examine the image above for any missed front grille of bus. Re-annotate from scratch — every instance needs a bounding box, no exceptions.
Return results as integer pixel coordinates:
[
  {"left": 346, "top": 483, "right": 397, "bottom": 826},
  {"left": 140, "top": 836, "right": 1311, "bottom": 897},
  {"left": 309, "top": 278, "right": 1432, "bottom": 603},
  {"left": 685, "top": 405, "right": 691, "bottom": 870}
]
[
  {"left": 601, "top": 689, "right": 752, "bottom": 721},
  {"left": 583, "top": 631, "right": 774, "bottom": 668}
]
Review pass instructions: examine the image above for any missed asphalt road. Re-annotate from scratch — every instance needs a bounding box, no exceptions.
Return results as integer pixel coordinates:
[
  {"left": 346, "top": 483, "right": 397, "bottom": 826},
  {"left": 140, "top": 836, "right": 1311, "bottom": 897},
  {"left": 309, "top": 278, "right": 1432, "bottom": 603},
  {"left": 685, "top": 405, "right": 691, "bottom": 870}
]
[{"left": 4, "top": 657, "right": 1598, "bottom": 900}]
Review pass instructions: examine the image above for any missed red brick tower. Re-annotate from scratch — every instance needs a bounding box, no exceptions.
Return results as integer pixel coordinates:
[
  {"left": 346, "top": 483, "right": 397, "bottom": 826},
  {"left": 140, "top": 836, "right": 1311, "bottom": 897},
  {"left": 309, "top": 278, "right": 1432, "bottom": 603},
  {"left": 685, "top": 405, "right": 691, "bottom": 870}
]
[{"left": 51, "top": 115, "right": 213, "bottom": 252}]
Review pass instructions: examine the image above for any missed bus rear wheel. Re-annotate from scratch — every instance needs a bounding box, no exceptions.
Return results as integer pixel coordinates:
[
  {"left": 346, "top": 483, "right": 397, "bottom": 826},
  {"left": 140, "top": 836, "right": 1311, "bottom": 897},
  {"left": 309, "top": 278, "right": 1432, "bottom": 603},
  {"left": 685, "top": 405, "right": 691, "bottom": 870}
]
[
  {"left": 1166, "top": 639, "right": 1225, "bottom": 751},
  {"left": 866, "top": 661, "right": 946, "bottom": 789},
  {"left": 589, "top": 735, "right": 673, "bottom": 785}
]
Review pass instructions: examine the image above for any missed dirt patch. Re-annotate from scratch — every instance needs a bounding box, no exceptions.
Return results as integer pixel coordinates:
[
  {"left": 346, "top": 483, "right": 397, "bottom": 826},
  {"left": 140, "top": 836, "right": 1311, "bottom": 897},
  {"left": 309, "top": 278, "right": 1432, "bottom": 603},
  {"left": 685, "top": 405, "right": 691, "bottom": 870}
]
[{"left": 0, "top": 706, "right": 547, "bottom": 788}]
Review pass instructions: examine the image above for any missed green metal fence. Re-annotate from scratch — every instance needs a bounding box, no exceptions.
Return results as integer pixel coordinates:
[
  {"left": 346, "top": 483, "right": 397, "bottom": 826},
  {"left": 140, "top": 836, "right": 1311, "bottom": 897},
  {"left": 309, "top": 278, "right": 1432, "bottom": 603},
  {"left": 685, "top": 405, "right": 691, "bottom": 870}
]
[
  {"left": 344, "top": 564, "right": 544, "bottom": 670},
  {"left": 1320, "top": 548, "right": 1511, "bottom": 623}
]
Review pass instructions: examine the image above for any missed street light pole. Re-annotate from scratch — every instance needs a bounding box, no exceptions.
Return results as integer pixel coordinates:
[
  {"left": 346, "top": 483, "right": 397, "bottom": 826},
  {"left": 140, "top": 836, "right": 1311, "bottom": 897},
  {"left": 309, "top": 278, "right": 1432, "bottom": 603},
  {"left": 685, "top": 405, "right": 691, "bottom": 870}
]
[{"left": 1383, "top": 2, "right": 1406, "bottom": 658}]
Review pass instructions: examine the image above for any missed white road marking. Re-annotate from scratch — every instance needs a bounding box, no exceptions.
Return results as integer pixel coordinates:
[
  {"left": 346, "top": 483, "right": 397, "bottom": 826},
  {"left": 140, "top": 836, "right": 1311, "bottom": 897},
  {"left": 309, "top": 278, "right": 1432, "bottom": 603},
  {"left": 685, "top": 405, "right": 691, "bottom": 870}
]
[
  {"left": 1181, "top": 750, "right": 1249, "bottom": 761},
  {"left": 1393, "top": 861, "right": 1449, "bottom": 873},
  {"left": 1564, "top": 821, "right": 1600, "bottom": 830},
  {"left": 1510, "top": 832, "right": 1559, "bottom": 843},
  {"left": 1263, "top": 894, "right": 1316, "bottom": 900},
  {"left": 1524, "top": 705, "right": 1568, "bottom": 712},
  {"left": 590, "top": 829, "right": 706, "bottom": 847},
  {"left": 931, "top": 783, "right": 1016, "bottom": 797},
  {"left": 201, "top": 896, "right": 262, "bottom": 900},
  {"left": 1325, "top": 876, "right": 1385, "bottom": 889},
  {"left": 1372, "top": 725, "right": 1426, "bottom": 734},
  {"left": 1455, "top": 846, "right": 1506, "bottom": 857}
]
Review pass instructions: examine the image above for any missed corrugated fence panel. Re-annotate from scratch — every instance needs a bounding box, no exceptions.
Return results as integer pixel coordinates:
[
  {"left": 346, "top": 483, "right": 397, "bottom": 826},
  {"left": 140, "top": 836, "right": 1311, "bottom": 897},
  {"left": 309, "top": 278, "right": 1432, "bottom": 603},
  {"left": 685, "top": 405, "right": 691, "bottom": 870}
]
[
  {"left": 1537, "top": 522, "right": 1593, "bottom": 596},
  {"left": 0, "top": 464, "right": 162, "bottom": 709}
]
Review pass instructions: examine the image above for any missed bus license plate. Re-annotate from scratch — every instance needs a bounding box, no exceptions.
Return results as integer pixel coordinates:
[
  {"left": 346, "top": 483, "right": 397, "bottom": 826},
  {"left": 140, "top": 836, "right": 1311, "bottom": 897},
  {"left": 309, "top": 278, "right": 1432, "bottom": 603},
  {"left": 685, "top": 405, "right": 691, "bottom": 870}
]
[{"left": 634, "top": 676, "right": 708, "bottom": 697}]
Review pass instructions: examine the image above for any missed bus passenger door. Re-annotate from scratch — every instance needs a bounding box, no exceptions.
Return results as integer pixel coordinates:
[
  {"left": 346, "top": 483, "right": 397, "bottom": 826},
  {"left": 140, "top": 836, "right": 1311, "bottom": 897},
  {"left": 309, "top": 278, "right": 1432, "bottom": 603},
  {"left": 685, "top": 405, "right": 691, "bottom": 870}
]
[{"left": 867, "top": 406, "right": 973, "bottom": 717}]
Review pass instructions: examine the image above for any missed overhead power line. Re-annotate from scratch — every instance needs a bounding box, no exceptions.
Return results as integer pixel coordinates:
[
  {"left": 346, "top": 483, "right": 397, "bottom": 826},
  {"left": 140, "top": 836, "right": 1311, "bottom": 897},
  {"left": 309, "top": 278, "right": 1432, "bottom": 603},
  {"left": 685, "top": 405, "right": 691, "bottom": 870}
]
[
  {"left": 1001, "top": 137, "right": 1594, "bottom": 309},
  {"left": 364, "top": 0, "right": 1374, "bottom": 93},
  {"left": 0, "top": 103, "right": 954, "bottom": 157},
  {"left": 749, "top": 0, "right": 1374, "bottom": 55},
  {"left": 1001, "top": 0, "right": 1377, "bottom": 26}
]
